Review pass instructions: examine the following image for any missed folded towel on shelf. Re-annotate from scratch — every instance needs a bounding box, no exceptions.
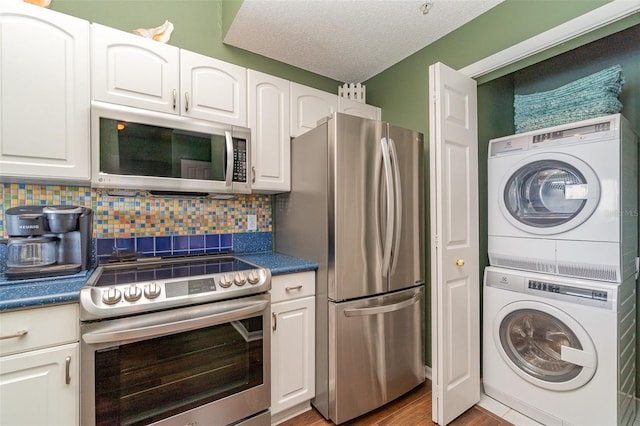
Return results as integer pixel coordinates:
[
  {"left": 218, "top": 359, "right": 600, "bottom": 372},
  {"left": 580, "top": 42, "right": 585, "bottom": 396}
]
[{"left": 514, "top": 65, "right": 624, "bottom": 133}]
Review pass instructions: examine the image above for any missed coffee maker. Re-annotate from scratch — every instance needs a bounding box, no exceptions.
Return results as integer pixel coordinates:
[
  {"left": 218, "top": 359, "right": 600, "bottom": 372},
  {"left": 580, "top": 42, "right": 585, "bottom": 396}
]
[{"left": 5, "top": 205, "right": 93, "bottom": 279}]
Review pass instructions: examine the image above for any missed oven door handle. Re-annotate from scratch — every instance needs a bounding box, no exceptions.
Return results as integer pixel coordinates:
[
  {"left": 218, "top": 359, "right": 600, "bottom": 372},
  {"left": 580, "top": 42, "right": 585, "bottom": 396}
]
[{"left": 82, "top": 299, "right": 268, "bottom": 344}]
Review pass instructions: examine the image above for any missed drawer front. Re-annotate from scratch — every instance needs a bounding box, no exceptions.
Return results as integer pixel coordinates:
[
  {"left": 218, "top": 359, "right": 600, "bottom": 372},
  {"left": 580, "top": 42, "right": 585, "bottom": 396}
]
[
  {"left": 0, "top": 304, "right": 78, "bottom": 356},
  {"left": 271, "top": 271, "right": 315, "bottom": 303}
]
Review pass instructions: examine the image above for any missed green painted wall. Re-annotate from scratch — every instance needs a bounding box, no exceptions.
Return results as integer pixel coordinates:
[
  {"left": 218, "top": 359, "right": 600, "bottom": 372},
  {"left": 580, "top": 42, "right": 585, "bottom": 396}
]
[
  {"left": 365, "top": 0, "right": 612, "bottom": 368},
  {"left": 365, "top": 0, "right": 640, "bottom": 384},
  {"left": 364, "top": 0, "right": 613, "bottom": 134},
  {"left": 51, "top": 0, "right": 340, "bottom": 93}
]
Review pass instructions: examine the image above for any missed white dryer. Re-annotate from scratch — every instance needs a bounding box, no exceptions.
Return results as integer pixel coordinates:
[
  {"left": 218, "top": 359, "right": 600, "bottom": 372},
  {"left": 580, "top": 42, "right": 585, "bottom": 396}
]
[
  {"left": 487, "top": 114, "right": 638, "bottom": 282},
  {"left": 483, "top": 266, "right": 636, "bottom": 426}
]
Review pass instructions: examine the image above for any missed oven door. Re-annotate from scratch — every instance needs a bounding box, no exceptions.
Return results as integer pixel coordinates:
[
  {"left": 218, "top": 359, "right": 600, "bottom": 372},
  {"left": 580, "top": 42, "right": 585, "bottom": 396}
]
[{"left": 80, "top": 293, "right": 270, "bottom": 426}]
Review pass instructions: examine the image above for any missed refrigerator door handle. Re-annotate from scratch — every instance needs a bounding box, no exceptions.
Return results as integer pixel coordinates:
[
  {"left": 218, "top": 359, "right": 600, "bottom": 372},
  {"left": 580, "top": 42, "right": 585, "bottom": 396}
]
[
  {"left": 388, "top": 138, "right": 402, "bottom": 275},
  {"left": 343, "top": 294, "right": 421, "bottom": 317},
  {"left": 380, "top": 137, "right": 395, "bottom": 277}
]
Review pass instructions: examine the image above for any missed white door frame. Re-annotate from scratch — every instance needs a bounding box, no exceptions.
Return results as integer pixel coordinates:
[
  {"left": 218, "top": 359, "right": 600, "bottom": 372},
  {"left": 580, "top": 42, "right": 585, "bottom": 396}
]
[{"left": 459, "top": 0, "right": 639, "bottom": 79}]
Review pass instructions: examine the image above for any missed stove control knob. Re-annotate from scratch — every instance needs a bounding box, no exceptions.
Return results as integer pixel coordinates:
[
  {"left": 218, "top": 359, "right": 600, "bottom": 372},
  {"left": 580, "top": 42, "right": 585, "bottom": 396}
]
[
  {"left": 102, "top": 287, "right": 122, "bottom": 305},
  {"left": 219, "top": 274, "right": 233, "bottom": 288},
  {"left": 124, "top": 284, "right": 142, "bottom": 302},
  {"left": 234, "top": 273, "right": 247, "bottom": 286},
  {"left": 144, "top": 282, "right": 161, "bottom": 299},
  {"left": 247, "top": 271, "right": 260, "bottom": 285}
]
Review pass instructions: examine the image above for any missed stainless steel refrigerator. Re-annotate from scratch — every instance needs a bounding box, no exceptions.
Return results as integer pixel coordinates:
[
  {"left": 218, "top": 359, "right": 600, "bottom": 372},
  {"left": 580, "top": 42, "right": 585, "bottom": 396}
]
[{"left": 275, "top": 112, "right": 425, "bottom": 424}]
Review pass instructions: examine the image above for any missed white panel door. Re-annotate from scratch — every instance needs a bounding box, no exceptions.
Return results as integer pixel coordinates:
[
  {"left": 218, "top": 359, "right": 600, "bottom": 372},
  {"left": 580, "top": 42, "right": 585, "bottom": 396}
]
[
  {"left": 429, "top": 62, "right": 479, "bottom": 425},
  {"left": 337, "top": 97, "right": 381, "bottom": 121},
  {"left": 248, "top": 69, "right": 290, "bottom": 193},
  {"left": 181, "top": 50, "right": 247, "bottom": 126},
  {"left": 0, "top": 3, "right": 90, "bottom": 181},
  {"left": 290, "top": 82, "right": 337, "bottom": 137},
  {"left": 271, "top": 296, "right": 315, "bottom": 415},
  {"left": 0, "top": 343, "right": 79, "bottom": 426},
  {"left": 91, "top": 23, "right": 179, "bottom": 114}
]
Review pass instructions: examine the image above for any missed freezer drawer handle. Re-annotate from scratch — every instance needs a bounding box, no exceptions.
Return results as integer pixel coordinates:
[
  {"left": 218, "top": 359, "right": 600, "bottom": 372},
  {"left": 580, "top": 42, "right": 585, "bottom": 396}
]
[{"left": 343, "top": 294, "right": 421, "bottom": 317}]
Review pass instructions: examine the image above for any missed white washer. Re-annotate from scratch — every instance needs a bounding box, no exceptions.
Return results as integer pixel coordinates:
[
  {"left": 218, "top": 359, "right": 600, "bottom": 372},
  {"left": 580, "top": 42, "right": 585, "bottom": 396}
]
[
  {"left": 487, "top": 114, "right": 638, "bottom": 282},
  {"left": 483, "top": 266, "right": 636, "bottom": 426}
]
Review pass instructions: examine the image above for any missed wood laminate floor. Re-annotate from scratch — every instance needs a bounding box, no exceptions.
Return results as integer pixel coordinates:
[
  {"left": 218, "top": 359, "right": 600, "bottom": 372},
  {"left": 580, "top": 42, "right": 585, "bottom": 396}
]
[{"left": 279, "top": 380, "right": 513, "bottom": 426}]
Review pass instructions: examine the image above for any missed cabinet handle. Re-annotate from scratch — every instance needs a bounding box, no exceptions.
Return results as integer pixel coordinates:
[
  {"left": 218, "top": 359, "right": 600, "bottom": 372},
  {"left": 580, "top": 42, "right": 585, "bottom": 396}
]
[
  {"left": 185, "top": 92, "right": 190, "bottom": 112},
  {"left": 285, "top": 285, "right": 303, "bottom": 292},
  {"left": 65, "top": 356, "right": 71, "bottom": 385},
  {"left": 272, "top": 312, "right": 277, "bottom": 331},
  {"left": 172, "top": 89, "right": 177, "bottom": 110},
  {"left": 0, "top": 330, "right": 28, "bottom": 340},
  {"left": 252, "top": 166, "right": 256, "bottom": 184}
]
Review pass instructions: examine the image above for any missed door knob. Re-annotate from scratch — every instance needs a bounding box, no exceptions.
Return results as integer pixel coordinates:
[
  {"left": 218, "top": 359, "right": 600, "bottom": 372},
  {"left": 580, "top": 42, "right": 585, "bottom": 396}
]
[{"left": 456, "top": 259, "right": 465, "bottom": 267}]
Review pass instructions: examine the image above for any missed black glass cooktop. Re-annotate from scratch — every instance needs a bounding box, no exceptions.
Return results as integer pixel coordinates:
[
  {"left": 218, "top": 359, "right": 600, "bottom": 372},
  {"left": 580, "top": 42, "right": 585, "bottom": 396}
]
[{"left": 94, "top": 256, "right": 258, "bottom": 287}]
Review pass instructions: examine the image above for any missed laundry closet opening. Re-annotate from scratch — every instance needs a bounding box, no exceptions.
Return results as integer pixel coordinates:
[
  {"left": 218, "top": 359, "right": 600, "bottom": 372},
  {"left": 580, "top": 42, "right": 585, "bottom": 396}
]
[{"left": 477, "top": 22, "right": 640, "bottom": 395}]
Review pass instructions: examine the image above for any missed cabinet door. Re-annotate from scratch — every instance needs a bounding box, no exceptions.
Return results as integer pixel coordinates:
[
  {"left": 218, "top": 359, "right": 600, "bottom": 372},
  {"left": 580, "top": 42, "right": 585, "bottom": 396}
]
[
  {"left": 338, "top": 97, "right": 381, "bottom": 121},
  {"left": 91, "top": 23, "right": 180, "bottom": 114},
  {"left": 290, "top": 82, "right": 337, "bottom": 137},
  {"left": 248, "top": 70, "right": 290, "bottom": 193},
  {"left": 181, "top": 50, "right": 247, "bottom": 126},
  {"left": 0, "top": 3, "right": 90, "bottom": 181},
  {"left": 0, "top": 343, "right": 79, "bottom": 426},
  {"left": 271, "top": 296, "right": 315, "bottom": 415}
]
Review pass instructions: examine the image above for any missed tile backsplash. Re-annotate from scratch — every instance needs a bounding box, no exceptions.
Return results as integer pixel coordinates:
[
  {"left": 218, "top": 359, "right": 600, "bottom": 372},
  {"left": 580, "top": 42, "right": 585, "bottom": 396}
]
[{"left": 0, "top": 183, "right": 272, "bottom": 242}]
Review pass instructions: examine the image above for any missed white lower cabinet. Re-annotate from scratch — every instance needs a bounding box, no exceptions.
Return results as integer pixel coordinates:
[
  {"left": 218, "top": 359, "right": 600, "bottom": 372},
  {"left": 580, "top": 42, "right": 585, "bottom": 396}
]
[
  {"left": 270, "top": 271, "right": 316, "bottom": 424},
  {"left": 0, "top": 304, "right": 79, "bottom": 426}
]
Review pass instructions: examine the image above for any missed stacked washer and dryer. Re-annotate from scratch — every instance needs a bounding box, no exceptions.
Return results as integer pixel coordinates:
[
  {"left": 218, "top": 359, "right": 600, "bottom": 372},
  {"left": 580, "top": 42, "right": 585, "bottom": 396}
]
[{"left": 483, "top": 114, "right": 639, "bottom": 426}]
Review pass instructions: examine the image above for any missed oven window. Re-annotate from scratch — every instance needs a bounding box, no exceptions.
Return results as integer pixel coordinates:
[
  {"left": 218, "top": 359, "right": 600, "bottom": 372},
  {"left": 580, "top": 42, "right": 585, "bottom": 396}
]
[{"left": 94, "top": 316, "right": 264, "bottom": 426}]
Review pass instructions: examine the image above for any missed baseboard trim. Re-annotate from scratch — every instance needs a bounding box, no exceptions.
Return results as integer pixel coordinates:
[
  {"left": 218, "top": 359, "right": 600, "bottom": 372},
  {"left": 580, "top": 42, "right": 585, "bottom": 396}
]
[
  {"left": 425, "top": 365, "right": 432, "bottom": 380},
  {"left": 271, "top": 401, "right": 312, "bottom": 426}
]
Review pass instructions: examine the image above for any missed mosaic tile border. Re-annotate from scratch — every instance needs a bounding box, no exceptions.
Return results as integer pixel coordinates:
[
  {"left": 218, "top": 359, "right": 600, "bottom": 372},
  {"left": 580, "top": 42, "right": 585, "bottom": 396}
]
[{"left": 1, "top": 183, "right": 272, "bottom": 239}]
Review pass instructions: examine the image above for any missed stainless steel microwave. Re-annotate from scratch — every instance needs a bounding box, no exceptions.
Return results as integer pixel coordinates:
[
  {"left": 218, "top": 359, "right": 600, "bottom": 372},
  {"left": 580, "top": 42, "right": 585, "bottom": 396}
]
[{"left": 91, "top": 101, "right": 250, "bottom": 194}]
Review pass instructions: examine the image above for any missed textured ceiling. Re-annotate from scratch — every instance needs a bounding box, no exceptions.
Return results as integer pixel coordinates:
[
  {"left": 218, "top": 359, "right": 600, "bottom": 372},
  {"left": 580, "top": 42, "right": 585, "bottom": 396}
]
[{"left": 224, "top": 0, "right": 504, "bottom": 83}]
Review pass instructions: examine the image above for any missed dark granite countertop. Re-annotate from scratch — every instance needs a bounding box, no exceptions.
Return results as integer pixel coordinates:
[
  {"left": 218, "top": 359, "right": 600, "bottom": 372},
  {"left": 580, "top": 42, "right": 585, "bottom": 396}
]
[
  {"left": 0, "top": 252, "right": 317, "bottom": 312},
  {"left": 0, "top": 269, "right": 92, "bottom": 312},
  {"left": 238, "top": 252, "right": 318, "bottom": 275}
]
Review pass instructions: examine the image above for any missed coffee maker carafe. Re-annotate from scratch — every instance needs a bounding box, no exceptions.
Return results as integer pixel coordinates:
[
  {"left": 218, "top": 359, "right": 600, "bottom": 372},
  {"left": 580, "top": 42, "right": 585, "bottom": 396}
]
[{"left": 5, "top": 205, "right": 93, "bottom": 279}]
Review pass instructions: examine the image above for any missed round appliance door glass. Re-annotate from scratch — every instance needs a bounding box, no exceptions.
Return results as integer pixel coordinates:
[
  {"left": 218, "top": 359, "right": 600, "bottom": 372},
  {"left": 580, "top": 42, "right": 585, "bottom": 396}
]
[
  {"left": 500, "top": 308, "right": 584, "bottom": 383},
  {"left": 504, "top": 160, "right": 588, "bottom": 228},
  {"left": 499, "top": 153, "right": 601, "bottom": 235}
]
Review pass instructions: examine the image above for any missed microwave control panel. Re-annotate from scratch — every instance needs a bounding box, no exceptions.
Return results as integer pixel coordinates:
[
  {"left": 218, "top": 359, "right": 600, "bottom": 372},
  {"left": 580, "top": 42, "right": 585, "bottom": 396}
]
[{"left": 233, "top": 139, "right": 247, "bottom": 183}]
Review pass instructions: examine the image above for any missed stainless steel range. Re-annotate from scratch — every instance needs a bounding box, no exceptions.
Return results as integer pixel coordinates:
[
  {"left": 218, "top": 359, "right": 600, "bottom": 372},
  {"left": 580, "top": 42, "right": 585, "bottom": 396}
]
[{"left": 79, "top": 254, "right": 272, "bottom": 426}]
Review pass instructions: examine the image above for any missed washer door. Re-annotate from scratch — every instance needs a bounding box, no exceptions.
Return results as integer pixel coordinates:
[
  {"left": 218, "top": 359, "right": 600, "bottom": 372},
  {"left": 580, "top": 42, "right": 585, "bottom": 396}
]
[
  {"left": 494, "top": 301, "right": 597, "bottom": 391},
  {"left": 499, "top": 152, "right": 600, "bottom": 235}
]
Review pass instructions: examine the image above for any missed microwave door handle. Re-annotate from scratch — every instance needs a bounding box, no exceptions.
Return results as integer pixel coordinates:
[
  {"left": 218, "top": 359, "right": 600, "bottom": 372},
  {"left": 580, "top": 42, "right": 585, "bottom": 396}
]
[{"left": 224, "top": 130, "right": 234, "bottom": 189}]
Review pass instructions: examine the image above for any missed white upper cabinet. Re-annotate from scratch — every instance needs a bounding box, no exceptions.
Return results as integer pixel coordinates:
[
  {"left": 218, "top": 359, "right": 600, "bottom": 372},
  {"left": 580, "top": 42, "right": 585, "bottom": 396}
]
[
  {"left": 290, "top": 82, "right": 337, "bottom": 137},
  {"left": 92, "top": 24, "right": 247, "bottom": 126},
  {"left": 0, "top": 2, "right": 90, "bottom": 182},
  {"left": 181, "top": 50, "right": 246, "bottom": 126},
  {"left": 338, "top": 97, "right": 381, "bottom": 121},
  {"left": 91, "top": 23, "right": 179, "bottom": 114},
  {"left": 248, "top": 70, "right": 290, "bottom": 193}
]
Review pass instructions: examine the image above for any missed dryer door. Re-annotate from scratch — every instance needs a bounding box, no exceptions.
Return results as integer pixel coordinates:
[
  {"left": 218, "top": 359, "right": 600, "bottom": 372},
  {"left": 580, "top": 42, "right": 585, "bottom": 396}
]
[
  {"left": 494, "top": 301, "right": 597, "bottom": 391},
  {"left": 499, "top": 152, "right": 600, "bottom": 235}
]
